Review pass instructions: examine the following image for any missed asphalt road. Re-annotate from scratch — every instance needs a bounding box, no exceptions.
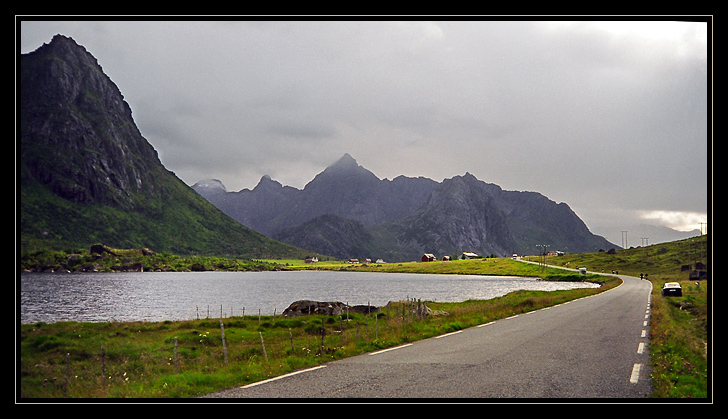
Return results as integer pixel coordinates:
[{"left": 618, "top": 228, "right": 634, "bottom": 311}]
[{"left": 201, "top": 271, "right": 653, "bottom": 400}]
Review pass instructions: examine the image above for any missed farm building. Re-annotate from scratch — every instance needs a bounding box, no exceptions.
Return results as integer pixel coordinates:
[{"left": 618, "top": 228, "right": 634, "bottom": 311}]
[
  {"left": 459, "top": 252, "right": 481, "bottom": 260},
  {"left": 421, "top": 253, "right": 437, "bottom": 262}
]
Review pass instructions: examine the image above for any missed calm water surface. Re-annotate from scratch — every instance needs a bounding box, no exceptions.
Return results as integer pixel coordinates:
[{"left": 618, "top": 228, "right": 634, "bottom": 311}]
[{"left": 20, "top": 270, "right": 599, "bottom": 324}]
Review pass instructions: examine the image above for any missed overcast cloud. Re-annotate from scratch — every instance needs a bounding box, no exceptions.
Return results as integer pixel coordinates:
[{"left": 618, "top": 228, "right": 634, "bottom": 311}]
[{"left": 18, "top": 18, "right": 710, "bottom": 246}]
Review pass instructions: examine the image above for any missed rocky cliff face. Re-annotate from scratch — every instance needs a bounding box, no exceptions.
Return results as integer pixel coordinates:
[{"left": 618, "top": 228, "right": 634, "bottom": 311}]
[
  {"left": 394, "top": 173, "right": 517, "bottom": 257},
  {"left": 20, "top": 35, "right": 161, "bottom": 209}
]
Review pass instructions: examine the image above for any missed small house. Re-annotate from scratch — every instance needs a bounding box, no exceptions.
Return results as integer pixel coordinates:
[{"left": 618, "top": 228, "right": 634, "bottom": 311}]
[
  {"left": 459, "top": 252, "right": 480, "bottom": 260},
  {"left": 421, "top": 253, "right": 437, "bottom": 262},
  {"left": 348, "top": 258, "right": 359, "bottom": 264},
  {"left": 442, "top": 255, "right": 451, "bottom": 261}
]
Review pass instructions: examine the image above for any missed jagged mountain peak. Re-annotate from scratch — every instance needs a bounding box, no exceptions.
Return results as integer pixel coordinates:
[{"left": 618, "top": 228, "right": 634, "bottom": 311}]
[
  {"left": 253, "top": 174, "right": 289, "bottom": 192},
  {"left": 321, "top": 153, "right": 374, "bottom": 177},
  {"left": 304, "top": 153, "right": 379, "bottom": 191},
  {"left": 331, "top": 153, "right": 358, "bottom": 169}
]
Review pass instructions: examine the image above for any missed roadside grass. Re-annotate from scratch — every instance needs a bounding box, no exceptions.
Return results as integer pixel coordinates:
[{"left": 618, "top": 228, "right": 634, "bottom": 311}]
[{"left": 648, "top": 281, "right": 708, "bottom": 398}]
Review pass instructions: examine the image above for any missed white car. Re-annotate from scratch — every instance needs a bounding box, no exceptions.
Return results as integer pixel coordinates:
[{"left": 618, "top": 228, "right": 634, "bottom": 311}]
[{"left": 661, "top": 282, "right": 683, "bottom": 297}]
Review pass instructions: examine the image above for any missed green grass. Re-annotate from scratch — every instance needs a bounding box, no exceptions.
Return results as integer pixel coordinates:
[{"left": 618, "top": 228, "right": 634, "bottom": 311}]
[
  {"left": 305, "top": 256, "right": 604, "bottom": 279},
  {"left": 648, "top": 281, "right": 708, "bottom": 398}
]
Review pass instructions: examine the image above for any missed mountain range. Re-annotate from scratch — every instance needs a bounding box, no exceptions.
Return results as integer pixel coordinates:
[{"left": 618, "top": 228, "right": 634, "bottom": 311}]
[
  {"left": 193, "top": 154, "right": 619, "bottom": 261},
  {"left": 19, "top": 34, "right": 312, "bottom": 260},
  {"left": 19, "top": 34, "right": 617, "bottom": 263}
]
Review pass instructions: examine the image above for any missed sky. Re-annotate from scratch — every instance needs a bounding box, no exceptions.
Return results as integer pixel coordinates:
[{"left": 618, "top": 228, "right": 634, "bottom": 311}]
[{"left": 18, "top": 18, "right": 711, "bottom": 246}]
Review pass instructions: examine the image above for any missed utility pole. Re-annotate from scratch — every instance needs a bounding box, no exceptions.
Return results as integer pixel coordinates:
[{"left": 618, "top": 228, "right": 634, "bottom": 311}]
[
  {"left": 536, "top": 244, "right": 549, "bottom": 271},
  {"left": 621, "top": 231, "right": 628, "bottom": 249}
]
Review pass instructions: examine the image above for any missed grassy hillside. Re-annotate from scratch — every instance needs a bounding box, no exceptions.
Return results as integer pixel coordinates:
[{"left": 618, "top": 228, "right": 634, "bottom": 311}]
[
  {"left": 526, "top": 234, "right": 708, "bottom": 282},
  {"left": 19, "top": 173, "right": 315, "bottom": 260}
]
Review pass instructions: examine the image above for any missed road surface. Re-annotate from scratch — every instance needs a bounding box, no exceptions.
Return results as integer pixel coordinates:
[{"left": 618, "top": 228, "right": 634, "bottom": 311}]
[{"left": 201, "top": 271, "right": 653, "bottom": 399}]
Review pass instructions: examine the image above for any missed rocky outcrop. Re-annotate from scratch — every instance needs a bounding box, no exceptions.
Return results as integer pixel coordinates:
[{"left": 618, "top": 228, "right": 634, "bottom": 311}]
[
  {"left": 281, "top": 300, "right": 380, "bottom": 317},
  {"left": 90, "top": 243, "right": 117, "bottom": 255}
]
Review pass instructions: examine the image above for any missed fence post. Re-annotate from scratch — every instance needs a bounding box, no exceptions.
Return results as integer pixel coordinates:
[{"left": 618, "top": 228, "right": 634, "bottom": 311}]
[
  {"left": 320, "top": 317, "right": 325, "bottom": 352},
  {"left": 64, "top": 353, "right": 69, "bottom": 396},
  {"left": 174, "top": 337, "right": 179, "bottom": 374},
  {"left": 259, "top": 332, "right": 268, "bottom": 363},
  {"left": 340, "top": 316, "right": 344, "bottom": 346},
  {"left": 100, "top": 346, "right": 106, "bottom": 397},
  {"left": 220, "top": 318, "right": 228, "bottom": 365},
  {"left": 375, "top": 313, "right": 378, "bottom": 341}
]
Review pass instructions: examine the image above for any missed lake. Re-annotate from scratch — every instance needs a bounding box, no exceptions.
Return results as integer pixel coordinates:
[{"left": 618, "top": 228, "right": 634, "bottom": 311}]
[{"left": 19, "top": 270, "right": 600, "bottom": 324}]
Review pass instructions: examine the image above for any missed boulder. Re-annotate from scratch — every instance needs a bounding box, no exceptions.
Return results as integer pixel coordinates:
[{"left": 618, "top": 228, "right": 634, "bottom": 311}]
[
  {"left": 90, "top": 243, "right": 116, "bottom": 256},
  {"left": 282, "top": 300, "right": 380, "bottom": 317}
]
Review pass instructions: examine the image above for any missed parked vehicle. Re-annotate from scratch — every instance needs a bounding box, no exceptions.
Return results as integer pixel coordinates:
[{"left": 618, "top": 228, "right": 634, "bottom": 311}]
[
  {"left": 579, "top": 267, "right": 587, "bottom": 274},
  {"left": 661, "top": 282, "right": 683, "bottom": 297}
]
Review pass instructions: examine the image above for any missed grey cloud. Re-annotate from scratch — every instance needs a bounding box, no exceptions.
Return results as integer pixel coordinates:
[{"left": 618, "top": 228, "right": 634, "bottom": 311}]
[{"left": 19, "top": 18, "right": 710, "bottom": 243}]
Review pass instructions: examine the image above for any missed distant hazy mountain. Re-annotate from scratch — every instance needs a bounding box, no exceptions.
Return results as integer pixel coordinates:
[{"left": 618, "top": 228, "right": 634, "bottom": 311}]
[
  {"left": 592, "top": 223, "right": 702, "bottom": 248},
  {"left": 20, "top": 35, "right": 312, "bottom": 259},
  {"left": 194, "top": 154, "right": 618, "bottom": 261}
]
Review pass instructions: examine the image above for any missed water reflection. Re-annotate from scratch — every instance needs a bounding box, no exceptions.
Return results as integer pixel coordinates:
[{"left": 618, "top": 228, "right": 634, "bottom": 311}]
[{"left": 20, "top": 270, "right": 599, "bottom": 324}]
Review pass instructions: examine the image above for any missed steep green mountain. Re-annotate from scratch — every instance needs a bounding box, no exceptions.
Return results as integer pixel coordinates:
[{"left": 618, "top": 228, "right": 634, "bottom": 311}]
[{"left": 19, "top": 34, "right": 311, "bottom": 259}]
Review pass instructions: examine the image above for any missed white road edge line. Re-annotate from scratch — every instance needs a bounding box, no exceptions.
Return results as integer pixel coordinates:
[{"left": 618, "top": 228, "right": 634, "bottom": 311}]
[
  {"left": 630, "top": 363, "right": 642, "bottom": 384},
  {"left": 637, "top": 342, "right": 645, "bottom": 354},
  {"left": 477, "top": 321, "right": 496, "bottom": 328},
  {"left": 369, "top": 343, "right": 413, "bottom": 356},
  {"left": 435, "top": 330, "right": 463, "bottom": 339},
  {"left": 240, "top": 365, "right": 327, "bottom": 388}
]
